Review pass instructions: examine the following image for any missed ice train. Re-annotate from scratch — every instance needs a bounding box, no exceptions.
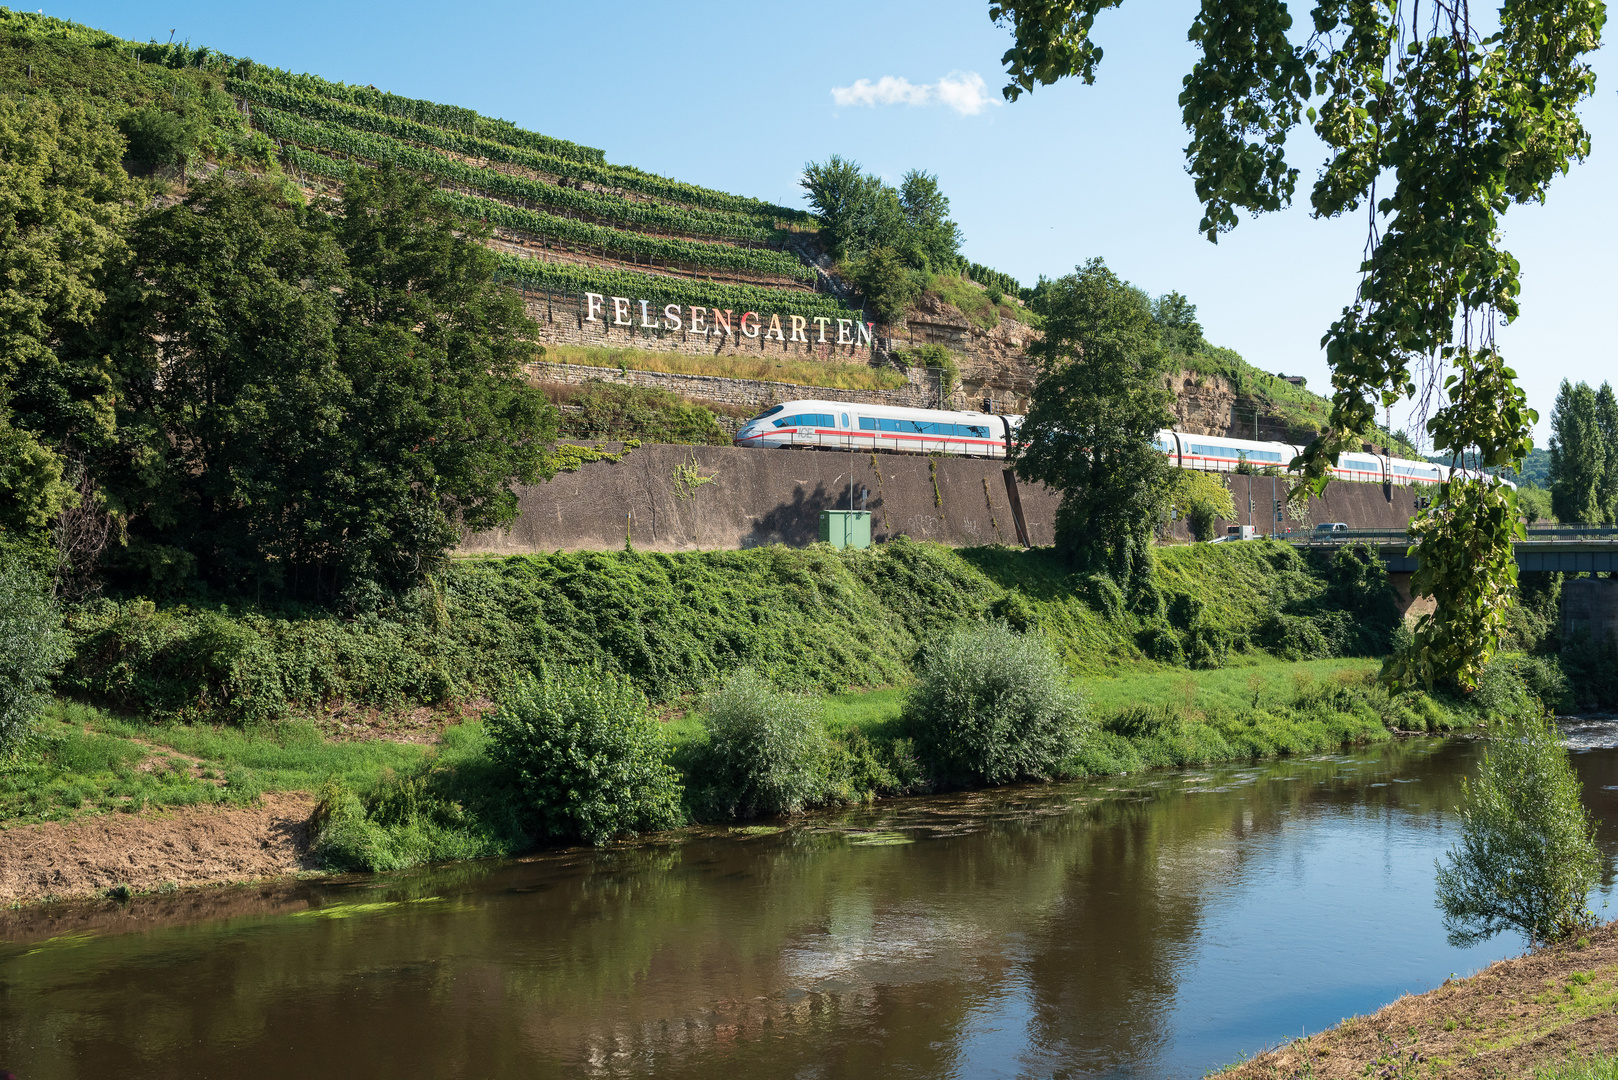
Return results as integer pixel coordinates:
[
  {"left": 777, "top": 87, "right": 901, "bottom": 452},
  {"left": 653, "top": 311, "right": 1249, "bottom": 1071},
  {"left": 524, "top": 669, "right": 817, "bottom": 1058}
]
[{"left": 732, "top": 399, "right": 1505, "bottom": 487}]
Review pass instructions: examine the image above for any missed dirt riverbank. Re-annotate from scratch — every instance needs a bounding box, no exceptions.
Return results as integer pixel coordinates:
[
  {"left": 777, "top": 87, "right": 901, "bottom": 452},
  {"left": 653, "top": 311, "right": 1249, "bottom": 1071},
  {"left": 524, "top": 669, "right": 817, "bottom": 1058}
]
[
  {"left": 0, "top": 793, "right": 317, "bottom": 906},
  {"left": 1217, "top": 925, "right": 1618, "bottom": 1079}
]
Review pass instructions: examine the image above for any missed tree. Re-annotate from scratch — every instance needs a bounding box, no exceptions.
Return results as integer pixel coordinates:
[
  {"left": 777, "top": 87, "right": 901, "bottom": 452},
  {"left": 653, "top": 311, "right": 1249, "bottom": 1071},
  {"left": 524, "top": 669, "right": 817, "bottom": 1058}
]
[
  {"left": 1152, "top": 291, "right": 1205, "bottom": 356},
  {"left": 898, "top": 169, "right": 963, "bottom": 271},
  {"left": 844, "top": 245, "right": 920, "bottom": 324},
  {"left": 108, "top": 166, "right": 558, "bottom": 602},
  {"left": 988, "top": 0, "right": 1602, "bottom": 689},
  {"left": 1435, "top": 705, "right": 1599, "bottom": 947},
  {"left": 1012, "top": 258, "right": 1175, "bottom": 592},
  {"left": 328, "top": 163, "right": 557, "bottom": 596},
  {"left": 801, "top": 158, "right": 962, "bottom": 273},
  {"left": 1596, "top": 383, "right": 1618, "bottom": 523},
  {"left": 0, "top": 97, "right": 134, "bottom": 540},
  {"left": 107, "top": 177, "right": 351, "bottom": 595},
  {"left": 1547, "top": 380, "right": 1607, "bottom": 526}
]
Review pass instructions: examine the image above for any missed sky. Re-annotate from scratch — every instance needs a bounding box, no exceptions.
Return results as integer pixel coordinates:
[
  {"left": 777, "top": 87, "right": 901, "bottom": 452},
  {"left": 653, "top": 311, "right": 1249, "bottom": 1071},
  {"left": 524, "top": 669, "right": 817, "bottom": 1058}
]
[{"left": 54, "top": 0, "right": 1617, "bottom": 447}]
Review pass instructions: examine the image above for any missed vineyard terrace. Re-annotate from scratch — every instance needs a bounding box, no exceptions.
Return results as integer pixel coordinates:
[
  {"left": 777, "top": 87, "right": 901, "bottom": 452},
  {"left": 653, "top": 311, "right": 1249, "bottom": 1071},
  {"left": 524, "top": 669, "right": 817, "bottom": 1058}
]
[{"left": 583, "top": 293, "right": 875, "bottom": 347}]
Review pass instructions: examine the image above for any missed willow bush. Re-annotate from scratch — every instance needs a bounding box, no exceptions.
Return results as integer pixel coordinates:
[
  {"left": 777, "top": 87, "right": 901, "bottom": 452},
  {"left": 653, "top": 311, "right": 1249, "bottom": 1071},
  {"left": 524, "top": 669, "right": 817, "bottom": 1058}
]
[
  {"left": 1436, "top": 700, "right": 1600, "bottom": 947},
  {"left": 903, "top": 622, "right": 1089, "bottom": 788}
]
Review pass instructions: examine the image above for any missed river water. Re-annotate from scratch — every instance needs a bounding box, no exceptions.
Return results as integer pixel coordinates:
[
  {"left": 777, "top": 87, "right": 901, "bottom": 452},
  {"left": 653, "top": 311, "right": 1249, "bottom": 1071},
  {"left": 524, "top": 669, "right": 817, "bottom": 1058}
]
[{"left": 6, "top": 732, "right": 1618, "bottom": 1080}]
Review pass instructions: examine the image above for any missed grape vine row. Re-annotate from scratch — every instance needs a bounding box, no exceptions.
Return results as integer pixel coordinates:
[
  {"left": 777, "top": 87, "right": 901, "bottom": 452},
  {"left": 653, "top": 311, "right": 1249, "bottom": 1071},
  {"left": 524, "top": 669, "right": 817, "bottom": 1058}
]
[
  {"left": 232, "top": 78, "right": 814, "bottom": 222},
  {"left": 236, "top": 66, "right": 606, "bottom": 164},
  {"left": 262, "top": 109, "right": 780, "bottom": 243},
  {"left": 440, "top": 191, "right": 814, "bottom": 282}
]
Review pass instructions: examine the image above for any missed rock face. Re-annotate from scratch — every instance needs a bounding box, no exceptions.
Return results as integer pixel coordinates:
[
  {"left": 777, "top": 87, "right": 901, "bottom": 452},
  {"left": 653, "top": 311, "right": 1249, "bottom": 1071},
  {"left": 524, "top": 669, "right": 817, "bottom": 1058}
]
[
  {"left": 1167, "top": 369, "right": 1240, "bottom": 436},
  {"left": 887, "top": 294, "right": 1038, "bottom": 414}
]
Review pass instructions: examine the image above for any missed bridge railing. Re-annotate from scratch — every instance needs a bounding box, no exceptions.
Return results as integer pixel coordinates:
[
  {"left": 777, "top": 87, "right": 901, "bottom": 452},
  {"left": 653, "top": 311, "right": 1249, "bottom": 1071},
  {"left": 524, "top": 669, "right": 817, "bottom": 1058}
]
[{"left": 1291, "top": 525, "right": 1618, "bottom": 547}]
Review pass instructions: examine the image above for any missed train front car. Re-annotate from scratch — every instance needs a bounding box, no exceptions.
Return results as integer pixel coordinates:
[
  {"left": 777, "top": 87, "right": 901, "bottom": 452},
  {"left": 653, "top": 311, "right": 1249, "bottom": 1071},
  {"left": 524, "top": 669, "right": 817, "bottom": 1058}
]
[{"left": 734, "top": 400, "right": 1012, "bottom": 459}]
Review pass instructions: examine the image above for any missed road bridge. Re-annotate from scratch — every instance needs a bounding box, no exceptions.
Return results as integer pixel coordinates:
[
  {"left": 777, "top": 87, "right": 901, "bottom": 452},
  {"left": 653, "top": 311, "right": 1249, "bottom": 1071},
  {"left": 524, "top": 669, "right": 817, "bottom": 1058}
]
[{"left": 1291, "top": 526, "right": 1618, "bottom": 573}]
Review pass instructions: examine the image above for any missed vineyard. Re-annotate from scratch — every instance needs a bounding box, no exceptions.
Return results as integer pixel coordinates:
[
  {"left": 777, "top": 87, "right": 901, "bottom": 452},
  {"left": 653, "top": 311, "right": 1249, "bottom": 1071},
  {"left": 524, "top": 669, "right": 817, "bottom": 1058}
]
[
  {"left": 224, "top": 65, "right": 866, "bottom": 323},
  {"left": 0, "top": 10, "right": 872, "bottom": 336}
]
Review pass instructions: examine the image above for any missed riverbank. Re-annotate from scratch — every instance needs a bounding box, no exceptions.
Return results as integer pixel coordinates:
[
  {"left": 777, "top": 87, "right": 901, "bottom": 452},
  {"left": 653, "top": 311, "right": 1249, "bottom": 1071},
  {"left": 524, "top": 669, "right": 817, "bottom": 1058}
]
[
  {"left": 1215, "top": 924, "right": 1618, "bottom": 1080},
  {"left": 1, "top": 656, "right": 1470, "bottom": 906},
  {"left": 0, "top": 792, "right": 316, "bottom": 905}
]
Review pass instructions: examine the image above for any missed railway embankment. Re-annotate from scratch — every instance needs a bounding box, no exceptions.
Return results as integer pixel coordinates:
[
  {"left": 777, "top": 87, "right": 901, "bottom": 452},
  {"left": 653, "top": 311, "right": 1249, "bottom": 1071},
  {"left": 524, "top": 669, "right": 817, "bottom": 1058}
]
[{"left": 459, "top": 443, "right": 1424, "bottom": 554}]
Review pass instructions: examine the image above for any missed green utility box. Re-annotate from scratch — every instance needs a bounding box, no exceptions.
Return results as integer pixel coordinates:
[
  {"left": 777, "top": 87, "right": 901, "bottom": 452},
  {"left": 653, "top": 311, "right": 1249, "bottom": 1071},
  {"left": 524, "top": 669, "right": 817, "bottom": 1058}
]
[{"left": 819, "top": 510, "right": 872, "bottom": 550}]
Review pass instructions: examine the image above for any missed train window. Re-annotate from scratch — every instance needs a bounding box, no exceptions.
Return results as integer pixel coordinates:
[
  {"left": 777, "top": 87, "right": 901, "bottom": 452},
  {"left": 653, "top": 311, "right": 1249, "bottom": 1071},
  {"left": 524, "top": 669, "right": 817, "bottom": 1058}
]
[
  {"left": 1155, "top": 438, "right": 1174, "bottom": 453},
  {"left": 772, "top": 413, "right": 834, "bottom": 429},
  {"left": 842, "top": 413, "right": 850, "bottom": 428},
  {"left": 755, "top": 405, "right": 784, "bottom": 420},
  {"left": 853, "top": 417, "right": 989, "bottom": 438}
]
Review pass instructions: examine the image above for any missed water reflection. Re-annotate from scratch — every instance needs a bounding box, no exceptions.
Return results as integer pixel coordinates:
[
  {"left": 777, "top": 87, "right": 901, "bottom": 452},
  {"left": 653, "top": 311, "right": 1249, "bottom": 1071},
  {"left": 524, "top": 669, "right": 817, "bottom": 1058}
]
[{"left": 4, "top": 738, "right": 1617, "bottom": 1079}]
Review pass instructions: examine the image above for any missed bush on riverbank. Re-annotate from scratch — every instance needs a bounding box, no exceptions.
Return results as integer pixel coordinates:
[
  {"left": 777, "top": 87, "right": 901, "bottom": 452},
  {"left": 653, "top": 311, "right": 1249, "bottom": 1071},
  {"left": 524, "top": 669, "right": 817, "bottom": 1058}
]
[
  {"left": 0, "top": 561, "right": 70, "bottom": 756},
  {"left": 904, "top": 622, "right": 1088, "bottom": 787},
  {"left": 486, "top": 665, "right": 682, "bottom": 846},
  {"left": 687, "top": 670, "right": 832, "bottom": 818}
]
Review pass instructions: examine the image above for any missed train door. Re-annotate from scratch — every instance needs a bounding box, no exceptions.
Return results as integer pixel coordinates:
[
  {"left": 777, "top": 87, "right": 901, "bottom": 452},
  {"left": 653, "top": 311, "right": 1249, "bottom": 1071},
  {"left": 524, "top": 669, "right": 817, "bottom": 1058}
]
[{"left": 841, "top": 411, "right": 851, "bottom": 450}]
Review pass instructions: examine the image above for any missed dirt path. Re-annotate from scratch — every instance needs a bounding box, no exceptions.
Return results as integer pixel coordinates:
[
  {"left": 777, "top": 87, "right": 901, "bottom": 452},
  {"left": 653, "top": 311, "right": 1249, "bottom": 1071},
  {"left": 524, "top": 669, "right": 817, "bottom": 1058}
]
[
  {"left": 0, "top": 793, "right": 318, "bottom": 906},
  {"left": 1219, "top": 925, "right": 1618, "bottom": 1079}
]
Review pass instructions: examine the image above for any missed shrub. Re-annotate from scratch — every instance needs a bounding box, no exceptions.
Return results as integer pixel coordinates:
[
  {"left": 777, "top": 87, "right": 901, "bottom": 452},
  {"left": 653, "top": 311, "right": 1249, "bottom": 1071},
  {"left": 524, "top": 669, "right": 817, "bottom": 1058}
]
[
  {"left": 486, "top": 665, "right": 682, "bottom": 845},
  {"left": 1138, "top": 625, "right": 1184, "bottom": 663},
  {"left": 903, "top": 623, "right": 1088, "bottom": 787},
  {"left": 0, "top": 560, "right": 70, "bottom": 756},
  {"left": 1472, "top": 660, "right": 1536, "bottom": 719},
  {"left": 693, "top": 670, "right": 831, "bottom": 818},
  {"left": 1081, "top": 573, "right": 1125, "bottom": 621},
  {"left": 1259, "top": 611, "right": 1332, "bottom": 661},
  {"left": 1436, "top": 708, "right": 1600, "bottom": 946}
]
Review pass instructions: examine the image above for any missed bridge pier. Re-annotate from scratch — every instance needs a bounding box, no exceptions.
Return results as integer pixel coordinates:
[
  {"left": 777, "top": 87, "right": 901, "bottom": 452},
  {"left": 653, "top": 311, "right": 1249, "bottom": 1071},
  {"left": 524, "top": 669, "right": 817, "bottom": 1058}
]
[
  {"left": 1387, "top": 571, "right": 1435, "bottom": 620},
  {"left": 1562, "top": 576, "right": 1618, "bottom": 645}
]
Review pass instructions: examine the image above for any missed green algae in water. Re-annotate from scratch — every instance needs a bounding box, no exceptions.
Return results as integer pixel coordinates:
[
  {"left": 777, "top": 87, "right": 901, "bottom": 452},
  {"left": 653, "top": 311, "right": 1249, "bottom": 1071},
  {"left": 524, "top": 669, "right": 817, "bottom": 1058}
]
[{"left": 846, "top": 831, "right": 913, "bottom": 847}]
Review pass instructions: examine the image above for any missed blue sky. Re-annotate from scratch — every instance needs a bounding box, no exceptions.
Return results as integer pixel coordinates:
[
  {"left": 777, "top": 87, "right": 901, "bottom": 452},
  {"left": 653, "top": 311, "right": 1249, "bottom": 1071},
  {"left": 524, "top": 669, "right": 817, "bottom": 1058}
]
[{"left": 58, "top": 0, "right": 1615, "bottom": 446}]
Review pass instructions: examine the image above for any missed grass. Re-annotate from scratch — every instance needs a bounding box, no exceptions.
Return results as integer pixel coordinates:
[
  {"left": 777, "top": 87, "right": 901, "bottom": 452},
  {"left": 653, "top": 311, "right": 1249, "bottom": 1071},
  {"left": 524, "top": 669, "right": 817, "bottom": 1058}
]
[
  {"left": 535, "top": 342, "right": 909, "bottom": 392},
  {"left": 0, "top": 700, "right": 430, "bottom": 827},
  {"left": 924, "top": 272, "right": 1038, "bottom": 330}
]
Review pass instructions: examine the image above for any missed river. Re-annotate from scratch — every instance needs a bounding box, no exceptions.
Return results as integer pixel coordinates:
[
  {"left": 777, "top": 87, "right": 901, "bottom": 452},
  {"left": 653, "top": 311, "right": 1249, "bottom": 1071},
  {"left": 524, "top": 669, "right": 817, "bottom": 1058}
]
[{"left": 5, "top": 732, "right": 1618, "bottom": 1079}]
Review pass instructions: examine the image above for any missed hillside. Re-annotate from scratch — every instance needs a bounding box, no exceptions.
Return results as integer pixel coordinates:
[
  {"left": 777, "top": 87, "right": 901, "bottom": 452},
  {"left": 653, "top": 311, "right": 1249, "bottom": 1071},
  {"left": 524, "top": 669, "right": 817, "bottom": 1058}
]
[{"left": 0, "top": 10, "right": 1394, "bottom": 448}]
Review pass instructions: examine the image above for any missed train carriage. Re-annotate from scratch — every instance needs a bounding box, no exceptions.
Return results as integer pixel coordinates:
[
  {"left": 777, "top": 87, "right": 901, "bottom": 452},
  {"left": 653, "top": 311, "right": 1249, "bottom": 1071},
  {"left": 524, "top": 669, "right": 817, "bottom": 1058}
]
[{"left": 734, "top": 401, "right": 1509, "bottom": 489}]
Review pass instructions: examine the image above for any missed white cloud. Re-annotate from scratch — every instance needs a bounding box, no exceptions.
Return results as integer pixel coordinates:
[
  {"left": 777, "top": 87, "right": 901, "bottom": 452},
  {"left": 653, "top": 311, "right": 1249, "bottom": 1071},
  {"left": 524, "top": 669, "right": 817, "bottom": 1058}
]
[{"left": 830, "top": 71, "right": 997, "bottom": 116}]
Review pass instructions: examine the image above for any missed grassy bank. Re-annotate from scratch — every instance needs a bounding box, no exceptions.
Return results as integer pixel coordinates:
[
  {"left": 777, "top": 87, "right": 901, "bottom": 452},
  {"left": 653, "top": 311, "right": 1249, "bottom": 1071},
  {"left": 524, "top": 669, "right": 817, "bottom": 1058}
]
[
  {"left": 1216, "top": 923, "right": 1618, "bottom": 1080},
  {"left": 5, "top": 538, "right": 1482, "bottom": 882},
  {"left": 6, "top": 655, "right": 1475, "bottom": 876}
]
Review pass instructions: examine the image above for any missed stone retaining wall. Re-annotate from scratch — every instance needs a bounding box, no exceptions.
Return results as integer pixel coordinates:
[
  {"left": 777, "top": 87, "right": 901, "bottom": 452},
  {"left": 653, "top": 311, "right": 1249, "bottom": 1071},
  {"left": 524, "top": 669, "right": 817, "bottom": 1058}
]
[
  {"left": 530, "top": 361, "right": 943, "bottom": 412},
  {"left": 461, "top": 445, "right": 1422, "bottom": 555}
]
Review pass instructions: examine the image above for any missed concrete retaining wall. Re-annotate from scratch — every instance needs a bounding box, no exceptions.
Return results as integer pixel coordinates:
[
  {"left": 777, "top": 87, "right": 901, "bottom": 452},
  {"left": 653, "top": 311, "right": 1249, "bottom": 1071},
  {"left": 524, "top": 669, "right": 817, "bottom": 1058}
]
[
  {"left": 462, "top": 446, "right": 1424, "bottom": 555},
  {"left": 1161, "top": 475, "right": 1429, "bottom": 542}
]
